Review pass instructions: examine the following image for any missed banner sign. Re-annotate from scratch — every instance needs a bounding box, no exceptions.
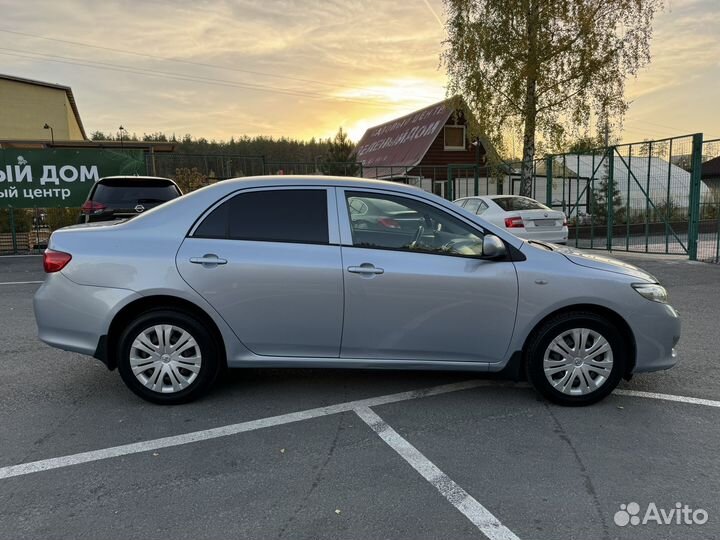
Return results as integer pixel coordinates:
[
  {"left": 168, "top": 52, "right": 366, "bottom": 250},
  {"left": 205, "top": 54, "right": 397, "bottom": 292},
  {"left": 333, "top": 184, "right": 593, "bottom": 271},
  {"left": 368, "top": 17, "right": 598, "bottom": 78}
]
[{"left": 0, "top": 148, "right": 146, "bottom": 208}]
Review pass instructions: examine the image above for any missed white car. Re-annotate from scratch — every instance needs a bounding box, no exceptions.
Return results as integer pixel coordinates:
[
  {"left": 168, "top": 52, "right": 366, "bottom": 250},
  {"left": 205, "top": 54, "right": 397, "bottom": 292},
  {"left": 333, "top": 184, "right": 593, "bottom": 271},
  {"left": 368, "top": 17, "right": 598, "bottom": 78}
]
[{"left": 454, "top": 195, "right": 568, "bottom": 244}]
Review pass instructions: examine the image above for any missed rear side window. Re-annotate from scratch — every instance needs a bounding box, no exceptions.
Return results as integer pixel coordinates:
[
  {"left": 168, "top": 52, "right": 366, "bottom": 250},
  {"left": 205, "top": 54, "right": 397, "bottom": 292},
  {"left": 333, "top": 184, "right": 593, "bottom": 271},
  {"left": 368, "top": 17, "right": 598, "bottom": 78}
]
[
  {"left": 194, "top": 199, "right": 230, "bottom": 238},
  {"left": 194, "top": 189, "right": 329, "bottom": 244},
  {"left": 492, "top": 197, "right": 548, "bottom": 211},
  {"left": 91, "top": 179, "right": 180, "bottom": 204},
  {"left": 463, "top": 199, "right": 481, "bottom": 214}
]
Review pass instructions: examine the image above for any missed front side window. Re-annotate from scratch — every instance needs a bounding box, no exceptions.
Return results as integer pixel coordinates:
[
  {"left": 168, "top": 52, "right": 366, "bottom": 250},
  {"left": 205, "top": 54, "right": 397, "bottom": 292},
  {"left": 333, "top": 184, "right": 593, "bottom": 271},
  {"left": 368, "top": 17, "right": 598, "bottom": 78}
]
[
  {"left": 345, "top": 191, "right": 484, "bottom": 257},
  {"left": 194, "top": 189, "right": 329, "bottom": 244}
]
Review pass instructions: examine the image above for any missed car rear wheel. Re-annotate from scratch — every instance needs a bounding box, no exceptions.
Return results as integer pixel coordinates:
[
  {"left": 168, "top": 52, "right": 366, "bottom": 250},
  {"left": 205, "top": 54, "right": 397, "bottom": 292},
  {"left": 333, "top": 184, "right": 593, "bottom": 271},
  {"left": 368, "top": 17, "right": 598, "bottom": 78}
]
[
  {"left": 525, "top": 311, "right": 626, "bottom": 406},
  {"left": 117, "top": 310, "right": 221, "bottom": 404}
]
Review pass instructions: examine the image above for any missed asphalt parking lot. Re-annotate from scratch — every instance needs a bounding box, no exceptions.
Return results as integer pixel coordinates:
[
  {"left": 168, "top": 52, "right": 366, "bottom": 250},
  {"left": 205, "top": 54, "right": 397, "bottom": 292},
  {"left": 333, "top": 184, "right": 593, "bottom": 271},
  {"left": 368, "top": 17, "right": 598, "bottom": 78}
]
[{"left": 1, "top": 252, "right": 719, "bottom": 540}]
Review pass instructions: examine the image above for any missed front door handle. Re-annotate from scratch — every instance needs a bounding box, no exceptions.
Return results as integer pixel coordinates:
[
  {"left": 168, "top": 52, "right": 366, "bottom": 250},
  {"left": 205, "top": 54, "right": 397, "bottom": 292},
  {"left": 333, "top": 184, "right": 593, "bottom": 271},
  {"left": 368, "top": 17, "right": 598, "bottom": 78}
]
[
  {"left": 190, "top": 254, "right": 228, "bottom": 267},
  {"left": 347, "top": 264, "right": 384, "bottom": 275}
]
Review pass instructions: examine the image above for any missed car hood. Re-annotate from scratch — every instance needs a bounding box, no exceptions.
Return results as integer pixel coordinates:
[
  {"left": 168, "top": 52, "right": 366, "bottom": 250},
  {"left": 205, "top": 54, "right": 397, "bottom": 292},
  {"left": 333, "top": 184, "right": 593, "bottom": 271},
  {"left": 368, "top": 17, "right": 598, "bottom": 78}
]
[{"left": 551, "top": 244, "right": 658, "bottom": 282}]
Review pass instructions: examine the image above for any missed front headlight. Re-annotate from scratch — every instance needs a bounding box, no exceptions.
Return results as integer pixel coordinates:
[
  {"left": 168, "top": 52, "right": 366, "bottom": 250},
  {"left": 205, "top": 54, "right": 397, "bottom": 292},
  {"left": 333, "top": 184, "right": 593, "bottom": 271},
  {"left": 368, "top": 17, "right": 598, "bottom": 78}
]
[{"left": 632, "top": 283, "right": 668, "bottom": 303}]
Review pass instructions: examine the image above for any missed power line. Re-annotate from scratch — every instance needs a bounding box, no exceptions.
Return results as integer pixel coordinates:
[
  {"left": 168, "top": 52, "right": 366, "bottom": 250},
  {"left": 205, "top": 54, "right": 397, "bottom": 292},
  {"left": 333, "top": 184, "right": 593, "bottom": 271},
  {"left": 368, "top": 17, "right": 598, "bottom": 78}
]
[
  {"left": 0, "top": 48, "right": 408, "bottom": 109},
  {"left": 624, "top": 117, "right": 694, "bottom": 135},
  {"left": 0, "top": 27, "right": 440, "bottom": 102},
  {"left": 420, "top": 0, "right": 444, "bottom": 29}
]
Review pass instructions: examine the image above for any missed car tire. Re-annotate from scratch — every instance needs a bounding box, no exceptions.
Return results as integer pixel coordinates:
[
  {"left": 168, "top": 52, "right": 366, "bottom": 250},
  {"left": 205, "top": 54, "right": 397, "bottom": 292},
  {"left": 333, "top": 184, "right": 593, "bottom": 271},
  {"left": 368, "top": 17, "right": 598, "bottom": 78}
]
[
  {"left": 525, "top": 311, "right": 626, "bottom": 406},
  {"left": 117, "top": 309, "right": 222, "bottom": 404}
]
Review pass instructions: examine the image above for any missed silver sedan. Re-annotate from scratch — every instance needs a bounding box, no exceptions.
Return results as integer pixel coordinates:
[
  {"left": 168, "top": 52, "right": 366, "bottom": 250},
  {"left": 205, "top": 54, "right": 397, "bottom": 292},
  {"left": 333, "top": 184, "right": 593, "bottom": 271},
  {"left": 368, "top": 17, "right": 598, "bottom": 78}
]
[{"left": 34, "top": 176, "right": 680, "bottom": 406}]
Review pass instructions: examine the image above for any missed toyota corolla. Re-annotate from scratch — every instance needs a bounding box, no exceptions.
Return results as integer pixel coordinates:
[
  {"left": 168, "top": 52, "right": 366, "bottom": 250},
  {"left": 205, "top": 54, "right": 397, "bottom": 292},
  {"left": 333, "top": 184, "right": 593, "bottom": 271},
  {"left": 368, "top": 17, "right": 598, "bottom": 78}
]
[{"left": 34, "top": 176, "right": 680, "bottom": 406}]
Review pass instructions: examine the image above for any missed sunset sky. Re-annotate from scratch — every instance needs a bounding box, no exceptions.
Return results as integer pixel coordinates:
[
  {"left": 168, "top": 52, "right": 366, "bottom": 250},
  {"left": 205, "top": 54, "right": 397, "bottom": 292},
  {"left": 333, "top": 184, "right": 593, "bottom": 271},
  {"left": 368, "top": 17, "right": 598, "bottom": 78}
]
[{"left": 1, "top": 0, "right": 718, "bottom": 148}]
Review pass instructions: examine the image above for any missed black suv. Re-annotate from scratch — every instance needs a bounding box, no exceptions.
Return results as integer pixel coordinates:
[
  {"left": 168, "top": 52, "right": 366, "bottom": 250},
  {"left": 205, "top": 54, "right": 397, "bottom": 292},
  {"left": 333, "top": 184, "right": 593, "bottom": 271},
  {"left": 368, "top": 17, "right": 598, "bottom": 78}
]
[{"left": 79, "top": 176, "right": 182, "bottom": 223}]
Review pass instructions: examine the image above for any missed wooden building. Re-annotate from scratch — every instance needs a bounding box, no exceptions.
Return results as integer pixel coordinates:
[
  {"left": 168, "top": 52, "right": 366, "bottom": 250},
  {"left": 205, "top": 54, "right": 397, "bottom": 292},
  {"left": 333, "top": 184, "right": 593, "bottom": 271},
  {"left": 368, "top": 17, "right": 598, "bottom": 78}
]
[{"left": 355, "top": 99, "right": 494, "bottom": 197}]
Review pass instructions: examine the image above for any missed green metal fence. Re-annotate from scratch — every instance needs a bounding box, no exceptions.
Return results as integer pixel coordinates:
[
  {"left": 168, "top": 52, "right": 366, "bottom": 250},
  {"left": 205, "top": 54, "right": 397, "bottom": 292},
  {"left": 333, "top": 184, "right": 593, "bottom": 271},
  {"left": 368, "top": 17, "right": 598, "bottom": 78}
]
[
  {"left": 2, "top": 134, "right": 719, "bottom": 263},
  {"left": 544, "top": 134, "right": 708, "bottom": 260},
  {"left": 699, "top": 138, "right": 720, "bottom": 263}
]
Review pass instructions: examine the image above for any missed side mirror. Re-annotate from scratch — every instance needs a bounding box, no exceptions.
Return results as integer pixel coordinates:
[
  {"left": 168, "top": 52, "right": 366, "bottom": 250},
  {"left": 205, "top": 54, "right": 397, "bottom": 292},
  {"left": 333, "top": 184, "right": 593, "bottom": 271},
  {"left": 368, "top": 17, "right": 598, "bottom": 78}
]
[{"left": 482, "top": 235, "right": 506, "bottom": 259}]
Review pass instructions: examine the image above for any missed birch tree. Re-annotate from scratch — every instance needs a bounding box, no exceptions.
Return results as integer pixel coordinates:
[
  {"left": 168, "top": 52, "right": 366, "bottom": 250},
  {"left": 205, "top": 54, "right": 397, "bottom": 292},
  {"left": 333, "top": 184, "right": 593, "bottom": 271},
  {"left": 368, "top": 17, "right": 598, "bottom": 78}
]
[{"left": 442, "top": 0, "right": 662, "bottom": 195}]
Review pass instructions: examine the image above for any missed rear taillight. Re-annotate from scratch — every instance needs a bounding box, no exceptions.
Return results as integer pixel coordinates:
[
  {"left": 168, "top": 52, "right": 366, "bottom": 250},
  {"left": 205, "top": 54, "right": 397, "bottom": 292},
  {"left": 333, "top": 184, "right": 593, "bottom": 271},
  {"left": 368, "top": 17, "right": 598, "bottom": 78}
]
[
  {"left": 562, "top": 216, "right": 568, "bottom": 226},
  {"left": 504, "top": 216, "right": 524, "bottom": 228},
  {"left": 43, "top": 249, "right": 72, "bottom": 273},
  {"left": 377, "top": 217, "right": 401, "bottom": 229},
  {"left": 80, "top": 200, "right": 107, "bottom": 214}
]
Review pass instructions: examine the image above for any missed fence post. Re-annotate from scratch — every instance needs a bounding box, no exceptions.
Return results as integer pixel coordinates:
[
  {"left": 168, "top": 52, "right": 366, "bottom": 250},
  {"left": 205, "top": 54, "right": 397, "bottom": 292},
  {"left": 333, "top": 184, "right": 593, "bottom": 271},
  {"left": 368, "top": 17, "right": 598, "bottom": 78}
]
[
  {"left": 446, "top": 165, "right": 454, "bottom": 200},
  {"left": 9, "top": 207, "right": 17, "bottom": 255},
  {"left": 687, "top": 133, "right": 703, "bottom": 261},
  {"left": 606, "top": 148, "right": 615, "bottom": 251},
  {"left": 545, "top": 156, "right": 553, "bottom": 207},
  {"left": 473, "top": 165, "right": 479, "bottom": 196}
]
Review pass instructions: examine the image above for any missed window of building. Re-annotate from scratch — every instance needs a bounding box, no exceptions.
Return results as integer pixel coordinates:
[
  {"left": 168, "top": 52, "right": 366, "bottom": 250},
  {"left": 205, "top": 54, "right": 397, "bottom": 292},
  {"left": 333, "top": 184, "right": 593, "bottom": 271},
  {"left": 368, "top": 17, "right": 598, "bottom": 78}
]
[{"left": 444, "top": 125, "right": 466, "bottom": 151}]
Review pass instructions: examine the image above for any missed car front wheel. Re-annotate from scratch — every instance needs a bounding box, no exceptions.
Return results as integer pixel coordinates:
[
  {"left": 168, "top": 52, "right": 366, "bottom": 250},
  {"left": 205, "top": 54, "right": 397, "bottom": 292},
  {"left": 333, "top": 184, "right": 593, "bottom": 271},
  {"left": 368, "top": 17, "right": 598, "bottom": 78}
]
[
  {"left": 525, "top": 311, "right": 626, "bottom": 406},
  {"left": 117, "top": 310, "right": 221, "bottom": 404}
]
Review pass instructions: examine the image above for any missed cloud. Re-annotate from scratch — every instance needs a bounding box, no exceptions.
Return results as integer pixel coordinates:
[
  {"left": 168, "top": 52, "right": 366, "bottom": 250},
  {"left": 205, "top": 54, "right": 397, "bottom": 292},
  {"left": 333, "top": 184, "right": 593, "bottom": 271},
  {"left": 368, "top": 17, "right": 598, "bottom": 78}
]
[{"left": 1, "top": 0, "right": 717, "bottom": 143}]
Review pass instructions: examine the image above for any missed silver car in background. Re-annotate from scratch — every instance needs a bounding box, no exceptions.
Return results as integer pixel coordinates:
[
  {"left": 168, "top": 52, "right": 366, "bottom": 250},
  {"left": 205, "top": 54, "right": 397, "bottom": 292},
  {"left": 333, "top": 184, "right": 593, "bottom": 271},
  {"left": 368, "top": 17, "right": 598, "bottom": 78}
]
[{"left": 34, "top": 176, "right": 680, "bottom": 406}]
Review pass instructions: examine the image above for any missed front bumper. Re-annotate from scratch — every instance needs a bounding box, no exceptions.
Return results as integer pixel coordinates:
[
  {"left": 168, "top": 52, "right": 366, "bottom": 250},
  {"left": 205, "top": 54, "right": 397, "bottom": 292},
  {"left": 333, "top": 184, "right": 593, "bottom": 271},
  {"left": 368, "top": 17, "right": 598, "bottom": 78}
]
[
  {"left": 33, "top": 272, "right": 140, "bottom": 357},
  {"left": 629, "top": 302, "right": 681, "bottom": 373}
]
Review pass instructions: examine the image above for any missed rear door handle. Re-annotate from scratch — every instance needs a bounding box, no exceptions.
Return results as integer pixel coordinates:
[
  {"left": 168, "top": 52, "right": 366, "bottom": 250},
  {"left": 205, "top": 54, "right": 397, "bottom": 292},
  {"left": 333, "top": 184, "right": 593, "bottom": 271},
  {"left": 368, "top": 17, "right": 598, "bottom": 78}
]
[
  {"left": 347, "top": 264, "right": 384, "bottom": 275},
  {"left": 190, "top": 254, "right": 228, "bottom": 266}
]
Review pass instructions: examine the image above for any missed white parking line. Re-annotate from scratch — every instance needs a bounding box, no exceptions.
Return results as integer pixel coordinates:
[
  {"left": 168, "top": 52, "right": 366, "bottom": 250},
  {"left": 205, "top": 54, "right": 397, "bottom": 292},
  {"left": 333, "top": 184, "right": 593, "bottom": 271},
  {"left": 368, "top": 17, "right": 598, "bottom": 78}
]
[
  {"left": 355, "top": 406, "right": 520, "bottom": 540},
  {"left": 2, "top": 379, "right": 718, "bottom": 482},
  {"left": 0, "top": 379, "right": 492, "bottom": 480},
  {"left": 0, "top": 280, "right": 43, "bottom": 285},
  {"left": 615, "top": 389, "right": 720, "bottom": 408}
]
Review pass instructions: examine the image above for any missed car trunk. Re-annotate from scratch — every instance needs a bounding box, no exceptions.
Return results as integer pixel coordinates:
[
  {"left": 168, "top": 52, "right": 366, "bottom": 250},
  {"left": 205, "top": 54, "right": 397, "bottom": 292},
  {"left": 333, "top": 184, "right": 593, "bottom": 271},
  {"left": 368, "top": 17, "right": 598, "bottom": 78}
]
[{"left": 514, "top": 209, "right": 564, "bottom": 230}]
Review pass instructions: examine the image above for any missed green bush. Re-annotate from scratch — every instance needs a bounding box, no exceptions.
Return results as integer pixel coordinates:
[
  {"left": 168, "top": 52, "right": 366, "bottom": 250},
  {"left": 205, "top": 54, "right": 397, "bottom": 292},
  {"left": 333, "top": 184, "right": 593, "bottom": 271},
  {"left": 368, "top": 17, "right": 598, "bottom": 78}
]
[
  {"left": 0, "top": 208, "right": 33, "bottom": 233},
  {"left": 45, "top": 208, "right": 80, "bottom": 230}
]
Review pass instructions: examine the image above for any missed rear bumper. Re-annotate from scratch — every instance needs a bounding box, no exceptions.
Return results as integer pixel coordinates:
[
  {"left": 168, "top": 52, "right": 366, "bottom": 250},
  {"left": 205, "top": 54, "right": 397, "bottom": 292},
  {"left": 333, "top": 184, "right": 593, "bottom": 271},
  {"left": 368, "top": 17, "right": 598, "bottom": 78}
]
[
  {"left": 33, "top": 272, "right": 140, "bottom": 358},
  {"left": 515, "top": 227, "right": 568, "bottom": 244}
]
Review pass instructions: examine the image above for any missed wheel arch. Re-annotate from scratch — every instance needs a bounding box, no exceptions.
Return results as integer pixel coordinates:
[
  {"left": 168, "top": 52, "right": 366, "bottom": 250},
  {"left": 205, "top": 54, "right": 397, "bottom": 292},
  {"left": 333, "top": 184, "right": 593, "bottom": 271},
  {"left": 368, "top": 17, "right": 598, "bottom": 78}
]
[
  {"left": 102, "top": 295, "right": 227, "bottom": 371},
  {"left": 521, "top": 303, "right": 636, "bottom": 379}
]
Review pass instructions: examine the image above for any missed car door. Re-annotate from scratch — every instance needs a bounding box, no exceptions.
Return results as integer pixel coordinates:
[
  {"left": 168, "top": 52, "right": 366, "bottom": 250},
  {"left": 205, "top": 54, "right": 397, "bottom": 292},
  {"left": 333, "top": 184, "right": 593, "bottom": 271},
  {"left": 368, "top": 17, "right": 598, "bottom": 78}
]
[
  {"left": 176, "top": 186, "right": 344, "bottom": 357},
  {"left": 337, "top": 188, "right": 518, "bottom": 363}
]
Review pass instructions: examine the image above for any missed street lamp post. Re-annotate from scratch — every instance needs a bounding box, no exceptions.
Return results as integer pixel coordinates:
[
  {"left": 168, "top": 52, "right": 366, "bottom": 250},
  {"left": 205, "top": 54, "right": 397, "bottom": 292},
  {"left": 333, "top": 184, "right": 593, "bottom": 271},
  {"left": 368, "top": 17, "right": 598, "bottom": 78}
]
[
  {"left": 118, "top": 125, "right": 126, "bottom": 149},
  {"left": 471, "top": 138, "right": 482, "bottom": 196},
  {"left": 43, "top": 123, "right": 54, "bottom": 145}
]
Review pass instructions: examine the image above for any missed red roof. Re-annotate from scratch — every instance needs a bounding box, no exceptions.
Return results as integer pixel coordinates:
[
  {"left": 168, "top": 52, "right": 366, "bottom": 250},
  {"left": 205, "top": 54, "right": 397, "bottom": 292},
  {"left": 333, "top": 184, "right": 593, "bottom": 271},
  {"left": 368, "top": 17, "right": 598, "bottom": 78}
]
[{"left": 356, "top": 99, "right": 454, "bottom": 177}]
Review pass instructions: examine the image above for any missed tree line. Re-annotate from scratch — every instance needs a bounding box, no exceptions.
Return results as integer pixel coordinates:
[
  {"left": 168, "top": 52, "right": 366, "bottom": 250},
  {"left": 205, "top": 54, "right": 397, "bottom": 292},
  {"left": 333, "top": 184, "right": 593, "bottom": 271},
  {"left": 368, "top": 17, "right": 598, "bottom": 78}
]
[{"left": 89, "top": 129, "right": 356, "bottom": 165}]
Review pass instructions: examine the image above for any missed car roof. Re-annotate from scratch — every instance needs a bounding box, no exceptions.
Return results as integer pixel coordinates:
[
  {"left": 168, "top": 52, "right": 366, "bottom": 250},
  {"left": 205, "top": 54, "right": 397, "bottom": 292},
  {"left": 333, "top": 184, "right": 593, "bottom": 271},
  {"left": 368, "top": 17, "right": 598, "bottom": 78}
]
[
  {"left": 99, "top": 175, "right": 175, "bottom": 182},
  {"left": 201, "top": 175, "right": 424, "bottom": 193}
]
